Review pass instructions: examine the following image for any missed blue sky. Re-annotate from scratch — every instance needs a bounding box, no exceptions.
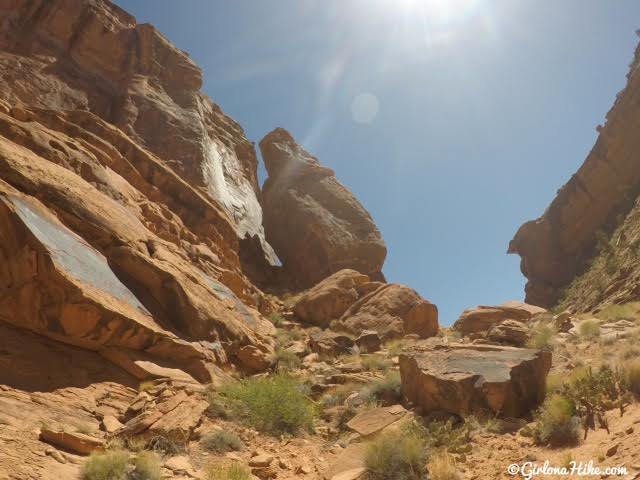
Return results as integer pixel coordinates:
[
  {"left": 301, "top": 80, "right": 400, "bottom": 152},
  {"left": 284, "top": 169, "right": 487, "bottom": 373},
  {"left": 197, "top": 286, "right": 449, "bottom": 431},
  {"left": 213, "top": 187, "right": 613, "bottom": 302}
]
[{"left": 116, "top": 0, "right": 640, "bottom": 325}]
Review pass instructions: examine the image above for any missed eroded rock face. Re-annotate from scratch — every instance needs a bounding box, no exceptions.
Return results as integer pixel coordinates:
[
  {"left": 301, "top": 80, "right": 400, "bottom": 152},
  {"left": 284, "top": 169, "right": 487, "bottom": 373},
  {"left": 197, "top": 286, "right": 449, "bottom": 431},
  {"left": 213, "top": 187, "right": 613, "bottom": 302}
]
[
  {"left": 399, "top": 343, "right": 551, "bottom": 417},
  {"left": 452, "top": 301, "right": 546, "bottom": 337},
  {"left": 0, "top": 0, "right": 278, "bottom": 379},
  {"left": 260, "top": 128, "right": 386, "bottom": 287},
  {"left": 509, "top": 41, "right": 640, "bottom": 307},
  {"left": 487, "top": 320, "right": 530, "bottom": 347},
  {"left": 292, "top": 269, "right": 437, "bottom": 340},
  {"left": 339, "top": 284, "right": 439, "bottom": 340},
  {"left": 0, "top": 0, "right": 277, "bottom": 268},
  {"left": 293, "top": 269, "right": 371, "bottom": 327}
]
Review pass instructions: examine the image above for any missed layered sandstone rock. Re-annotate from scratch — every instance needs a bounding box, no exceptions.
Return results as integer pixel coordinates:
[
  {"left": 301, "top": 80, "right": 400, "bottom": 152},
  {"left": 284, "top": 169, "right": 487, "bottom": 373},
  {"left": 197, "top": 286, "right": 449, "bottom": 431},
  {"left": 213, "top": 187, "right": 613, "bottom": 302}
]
[
  {"left": 487, "top": 320, "right": 530, "bottom": 347},
  {"left": 0, "top": 107, "right": 275, "bottom": 378},
  {"left": 0, "top": 0, "right": 277, "bottom": 269},
  {"left": 339, "top": 284, "right": 439, "bottom": 340},
  {"left": 293, "top": 269, "right": 373, "bottom": 328},
  {"left": 509, "top": 41, "right": 640, "bottom": 307},
  {"left": 260, "top": 128, "right": 386, "bottom": 287},
  {"left": 399, "top": 343, "right": 551, "bottom": 417},
  {"left": 0, "top": 0, "right": 280, "bottom": 379},
  {"left": 452, "top": 301, "right": 546, "bottom": 336},
  {"left": 293, "top": 269, "right": 438, "bottom": 340}
]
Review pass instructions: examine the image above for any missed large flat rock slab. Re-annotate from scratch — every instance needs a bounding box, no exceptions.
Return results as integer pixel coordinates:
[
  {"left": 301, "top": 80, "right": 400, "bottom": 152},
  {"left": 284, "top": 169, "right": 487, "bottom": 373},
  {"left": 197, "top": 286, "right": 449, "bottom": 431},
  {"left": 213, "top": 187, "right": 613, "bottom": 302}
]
[
  {"left": 399, "top": 343, "right": 551, "bottom": 417},
  {"left": 346, "top": 404, "right": 407, "bottom": 437}
]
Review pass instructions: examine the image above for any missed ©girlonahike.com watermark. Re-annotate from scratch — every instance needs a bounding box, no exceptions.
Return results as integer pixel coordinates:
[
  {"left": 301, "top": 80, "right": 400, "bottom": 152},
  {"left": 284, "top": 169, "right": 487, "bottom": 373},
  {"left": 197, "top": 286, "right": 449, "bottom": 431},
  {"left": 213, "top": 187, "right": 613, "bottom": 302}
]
[{"left": 507, "top": 460, "right": 628, "bottom": 479}]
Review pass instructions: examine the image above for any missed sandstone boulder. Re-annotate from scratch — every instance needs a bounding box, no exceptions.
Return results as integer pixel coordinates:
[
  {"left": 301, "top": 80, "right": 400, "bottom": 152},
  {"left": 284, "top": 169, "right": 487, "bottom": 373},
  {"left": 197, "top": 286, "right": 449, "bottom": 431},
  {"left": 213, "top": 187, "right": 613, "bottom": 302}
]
[
  {"left": 339, "top": 284, "right": 439, "bottom": 340},
  {"left": 309, "top": 331, "right": 355, "bottom": 357},
  {"left": 399, "top": 343, "right": 551, "bottom": 417},
  {"left": 39, "top": 429, "right": 105, "bottom": 456},
  {"left": 260, "top": 129, "right": 386, "bottom": 287},
  {"left": 293, "top": 269, "right": 370, "bottom": 327},
  {"left": 116, "top": 385, "right": 208, "bottom": 442},
  {"left": 452, "top": 301, "right": 546, "bottom": 336},
  {"left": 487, "top": 320, "right": 530, "bottom": 347},
  {"left": 355, "top": 330, "right": 382, "bottom": 353},
  {"left": 553, "top": 311, "right": 574, "bottom": 333}
]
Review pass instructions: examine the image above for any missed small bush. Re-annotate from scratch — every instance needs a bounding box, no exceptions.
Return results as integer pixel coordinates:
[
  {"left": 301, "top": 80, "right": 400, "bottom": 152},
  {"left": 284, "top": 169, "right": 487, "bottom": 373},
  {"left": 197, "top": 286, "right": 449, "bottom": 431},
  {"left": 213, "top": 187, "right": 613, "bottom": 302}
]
[
  {"left": 409, "top": 419, "right": 473, "bottom": 455},
  {"left": 579, "top": 320, "right": 601, "bottom": 340},
  {"left": 545, "top": 372, "right": 564, "bottom": 395},
  {"left": 275, "top": 328, "right": 305, "bottom": 346},
  {"left": 484, "top": 418, "right": 505, "bottom": 434},
  {"left": 271, "top": 349, "right": 301, "bottom": 372},
  {"left": 426, "top": 451, "right": 462, "bottom": 480},
  {"left": 625, "top": 359, "right": 640, "bottom": 396},
  {"left": 364, "top": 429, "right": 427, "bottom": 480},
  {"left": 526, "top": 323, "right": 556, "bottom": 351},
  {"left": 224, "top": 374, "right": 316, "bottom": 436},
  {"left": 205, "top": 463, "right": 251, "bottom": 480},
  {"left": 385, "top": 339, "right": 416, "bottom": 356},
  {"left": 138, "top": 381, "right": 155, "bottom": 392},
  {"left": 268, "top": 313, "right": 285, "bottom": 327},
  {"left": 76, "top": 423, "right": 95, "bottom": 434},
  {"left": 82, "top": 450, "right": 129, "bottom": 480},
  {"left": 336, "top": 405, "right": 359, "bottom": 432},
  {"left": 201, "top": 430, "right": 244, "bottom": 453},
  {"left": 361, "top": 355, "right": 391, "bottom": 372},
  {"left": 619, "top": 344, "right": 640, "bottom": 360},
  {"left": 532, "top": 394, "right": 580, "bottom": 447},
  {"left": 321, "top": 382, "right": 360, "bottom": 407},
  {"left": 130, "top": 451, "right": 162, "bottom": 480},
  {"left": 598, "top": 303, "right": 640, "bottom": 322},
  {"left": 360, "top": 371, "right": 402, "bottom": 406},
  {"left": 205, "top": 387, "right": 229, "bottom": 419},
  {"left": 146, "top": 434, "right": 187, "bottom": 456}
]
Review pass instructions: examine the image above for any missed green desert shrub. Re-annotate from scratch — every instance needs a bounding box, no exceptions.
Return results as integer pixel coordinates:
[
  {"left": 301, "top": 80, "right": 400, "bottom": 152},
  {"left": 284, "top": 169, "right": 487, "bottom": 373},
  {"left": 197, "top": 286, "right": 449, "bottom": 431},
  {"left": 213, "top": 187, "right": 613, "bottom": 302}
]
[
  {"left": 271, "top": 349, "right": 301, "bottom": 372},
  {"left": 224, "top": 374, "right": 316, "bottom": 436},
  {"left": 385, "top": 339, "right": 416, "bottom": 357},
  {"left": 82, "top": 450, "right": 161, "bottom": 480},
  {"left": 268, "top": 312, "right": 285, "bottom": 327},
  {"left": 275, "top": 327, "right": 305, "bottom": 346},
  {"left": 138, "top": 381, "right": 155, "bottom": 392},
  {"left": 201, "top": 430, "right": 245, "bottom": 454},
  {"left": 409, "top": 418, "right": 473, "bottom": 455},
  {"left": 82, "top": 450, "right": 129, "bottom": 480},
  {"left": 364, "top": 429, "right": 427, "bottom": 480},
  {"left": 205, "top": 463, "right": 251, "bottom": 480},
  {"left": 531, "top": 393, "right": 580, "bottom": 446},
  {"left": 426, "top": 451, "right": 462, "bottom": 480},
  {"left": 360, "top": 371, "right": 402, "bottom": 405},
  {"left": 129, "top": 451, "right": 162, "bottom": 480},
  {"left": 625, "top": 359, "right": 640, "bottom": 396},
  {"left": 205, "top": 387, "right": 229, "bottom": 419},
  {"left": 579, "top": 320, "right": 601, "bottom": 340},
  {"left": 597, "top": 303, "right": 640, "bottom": 322},
  {"left": 361, "top": 355, "right": 391, "bottom": 372},
  {"left": 619, "top": 344, "right": 640, "bottom": 360},
  {"left": 526, "top": 322, "right": 556, "bottom": 351},
  {"left": 146, "top": 434, "right": 187, "bottom": 456},
  {"left": 545, "top": 372, "right": 565, "bottom": 395},
  {"left": 321, "top": 382, "right": 360, "bottom": 407}
]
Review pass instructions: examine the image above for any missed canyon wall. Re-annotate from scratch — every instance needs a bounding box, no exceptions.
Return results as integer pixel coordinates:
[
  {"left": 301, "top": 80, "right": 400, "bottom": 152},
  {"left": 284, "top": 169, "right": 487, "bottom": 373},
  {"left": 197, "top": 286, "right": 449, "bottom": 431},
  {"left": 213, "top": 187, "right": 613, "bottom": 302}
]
[{"left": 509, "top": 39, "right": 640, "bottom": 309}]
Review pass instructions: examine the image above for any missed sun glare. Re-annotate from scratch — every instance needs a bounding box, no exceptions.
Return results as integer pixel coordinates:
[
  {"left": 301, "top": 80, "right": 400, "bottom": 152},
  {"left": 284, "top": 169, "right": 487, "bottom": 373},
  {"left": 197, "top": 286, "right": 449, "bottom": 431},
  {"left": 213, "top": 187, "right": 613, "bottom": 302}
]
[{"left": 393, "top": 0, "right": 483, "bottom": 28}]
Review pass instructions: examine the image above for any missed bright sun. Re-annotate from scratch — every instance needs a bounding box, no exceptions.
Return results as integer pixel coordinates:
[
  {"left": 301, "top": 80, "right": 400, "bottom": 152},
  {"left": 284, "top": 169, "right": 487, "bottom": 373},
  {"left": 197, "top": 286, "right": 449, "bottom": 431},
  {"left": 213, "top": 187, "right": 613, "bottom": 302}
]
[{"left": 394, "top": 0, "right": 482, "bottom": 27}]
